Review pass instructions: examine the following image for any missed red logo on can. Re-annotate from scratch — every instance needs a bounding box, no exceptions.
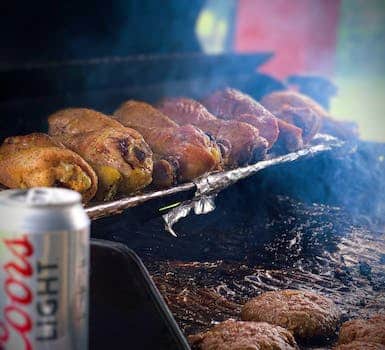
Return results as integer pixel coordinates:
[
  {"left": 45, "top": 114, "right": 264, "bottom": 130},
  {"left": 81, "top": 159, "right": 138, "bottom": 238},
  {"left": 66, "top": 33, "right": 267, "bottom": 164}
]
[{"left": 0, "top": 235, "right": 34, "bottom": 350}]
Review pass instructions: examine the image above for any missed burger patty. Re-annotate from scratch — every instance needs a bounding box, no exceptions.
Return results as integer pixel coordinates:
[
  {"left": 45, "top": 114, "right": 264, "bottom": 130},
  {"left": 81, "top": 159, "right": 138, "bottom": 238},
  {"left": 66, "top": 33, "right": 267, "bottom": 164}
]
[
  {"left": 334, "top": 341, "right": 385, "bottom": 350},
  {"left": 188, "top": 319, "right": 299, "bottom": 350},
  {"left": 241, "top": 289, "right": 341, "bottom": 342},
  {"left": 338, "top": 314, "right": 385, "bottom": 346}
]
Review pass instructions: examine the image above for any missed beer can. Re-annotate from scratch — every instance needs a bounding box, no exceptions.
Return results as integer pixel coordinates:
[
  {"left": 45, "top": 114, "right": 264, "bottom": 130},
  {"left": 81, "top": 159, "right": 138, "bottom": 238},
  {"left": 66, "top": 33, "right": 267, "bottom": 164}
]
[{"left": 0, "top": 188, "right": 90, "bottom": 350}]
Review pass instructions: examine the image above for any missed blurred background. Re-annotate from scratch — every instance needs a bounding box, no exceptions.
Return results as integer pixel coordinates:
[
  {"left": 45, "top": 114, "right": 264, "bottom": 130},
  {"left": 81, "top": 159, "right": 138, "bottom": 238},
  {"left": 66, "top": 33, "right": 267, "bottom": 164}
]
[
  {"left": 196, "top": 0, "right": 385, "bottom": 142},
  {"left": 2, "top": 0, "right": 384, "bottom": 141}
]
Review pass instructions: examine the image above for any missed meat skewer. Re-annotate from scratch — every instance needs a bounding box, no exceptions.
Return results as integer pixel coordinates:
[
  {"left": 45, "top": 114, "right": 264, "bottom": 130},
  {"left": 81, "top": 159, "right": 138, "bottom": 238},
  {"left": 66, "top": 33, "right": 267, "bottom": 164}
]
[
  {"left": 114, "top": 100, "right": 224, "bottom": 187},
  {"left": 0, "top": 133, "right": 98, "bottom": 202},
  {"left": 158, "top": 97, "right": 268, "bottom": 166},
  {"left": 48, "top": 108, "right": 153, "bottom": 200}
]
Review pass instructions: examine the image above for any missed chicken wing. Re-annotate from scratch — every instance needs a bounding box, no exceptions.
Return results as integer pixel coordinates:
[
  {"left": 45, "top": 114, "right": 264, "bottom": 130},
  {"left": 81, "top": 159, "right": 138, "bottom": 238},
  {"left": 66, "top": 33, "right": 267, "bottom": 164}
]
[
  {"left": 158, "top": 97, "right": 268, "bottom": 166},
  {"left": 114, "top": 101, "right": 223, "bottom": 186},
  {"left": 48, "top": 108, "right": 153, "bottom": 200},
  {"left": 202, "top": 88, "right": 279, "bottom": 149},
  {"left": 0, "top": 133, "right": 97, "bottom": 202}
]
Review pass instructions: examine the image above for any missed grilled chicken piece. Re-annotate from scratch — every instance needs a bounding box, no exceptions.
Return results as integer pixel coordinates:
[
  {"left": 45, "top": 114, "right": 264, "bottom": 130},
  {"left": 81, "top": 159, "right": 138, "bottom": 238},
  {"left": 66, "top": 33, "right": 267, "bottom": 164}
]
[
  {"left": 261, "top": 90, "right": 359, "bottom": 141},
  {"left": 114, "top": 101, "right": 223, "bottom": 187},
  {"left": 261, "top": 90, "right": 329, "bottom": 119},
  {"left": 274, "top": 119, "right": 304, "bottom": 153},
  {"left": 0, "top": 133, "right": 97, "bottom": 202},
  {"left": 236, "top": 113, "right": 304, "bottom": 153},
  {"left": 158, "top": 97, "right": 268, "bottom": 166},
  {"left": 202, "top": 88, "right": 279, "bottom": 149},
  {"left": 113, "top": 100, "right": 178, "bottom": 132},
  {"left": 151, "top": 156, "right": 179, "bottom": 188},
  {"left": 48, "top": 108, "right": 153, "bottom": 201},
  {"left": 146, "top": 125, "right": 223, "bottom": 184},
  {"left": 261, "top": 91, "right": 322, "bottom": 144}
]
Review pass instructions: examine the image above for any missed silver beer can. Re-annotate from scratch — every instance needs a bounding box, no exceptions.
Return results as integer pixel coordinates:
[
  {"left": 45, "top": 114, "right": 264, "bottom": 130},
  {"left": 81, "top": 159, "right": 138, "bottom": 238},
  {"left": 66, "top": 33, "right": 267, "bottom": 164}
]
[{"left": 0, "top": 188, "right": 89, "bottom": 350}]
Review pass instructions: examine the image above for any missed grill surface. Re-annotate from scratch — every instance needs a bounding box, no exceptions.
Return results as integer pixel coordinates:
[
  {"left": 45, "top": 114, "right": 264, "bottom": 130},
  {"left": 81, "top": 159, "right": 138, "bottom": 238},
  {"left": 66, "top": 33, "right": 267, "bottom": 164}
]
[
  {"left": 146, "top": 196, "right": 385, "bottom": 348},
  {"left": 89, "top": 139, "right": 385, "bottom": 348}
]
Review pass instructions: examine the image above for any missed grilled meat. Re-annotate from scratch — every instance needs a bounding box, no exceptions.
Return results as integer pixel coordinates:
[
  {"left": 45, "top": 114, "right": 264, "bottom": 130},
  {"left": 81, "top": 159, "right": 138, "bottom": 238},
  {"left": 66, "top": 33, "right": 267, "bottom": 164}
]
[
  {"left": 113, "top": 100, "right": 178, "bottom": 133},
  {"left": 48, "top": 108, "right": 153, "bottom": 200},
  {"left": 334, "top": 341, "right": 385, "bottom": 350},
  {"left": 48, "top": 107, "right": 126, "bottom": 135},
  {"left": 189, "top": 319, "right": 299, "bottom": 350},
  {"left": 338, "top": 314, "right": 385, "bottom": 346},
  {"left": 261, "top": 90, "right": 358, "bottom": 142},
  {"left": 261, "top": 91, "right": 322, "bottom": 144},
  {"left": 274, "top": 119, "right": 304, "bottom": 153},
  {"left": 241, "top": 289, "right": 341, "bottom": 342},
  {"left": 159, "top": 97, "right": 217, "bottom": 125},
  {"left": 114, "top": 101, "right": 223, "bottom": 186},
  {"left": 0, "top": 133, "right": 97, "bottom": 202},
  {"left": 262, "top": 90, "right": 359, "bottom": 141},
  {"left": 158, "top": 97, "right": 268, "bottom": 166},
  {"left": 261, "top": 90, "right": 329, "bottom": 119},
  {"left": 202, "top": 88, "right": 279, "bottom": 149},
  {"left": 235, "top": 112, "right": 304, "bottom": 153}
]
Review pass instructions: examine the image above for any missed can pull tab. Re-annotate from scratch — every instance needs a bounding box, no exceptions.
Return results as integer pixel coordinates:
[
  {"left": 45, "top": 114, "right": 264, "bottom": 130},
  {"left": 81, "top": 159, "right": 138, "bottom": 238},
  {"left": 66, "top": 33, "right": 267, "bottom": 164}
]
[{"left": 26, "top": 188, "right": 53, "bottom": 205}]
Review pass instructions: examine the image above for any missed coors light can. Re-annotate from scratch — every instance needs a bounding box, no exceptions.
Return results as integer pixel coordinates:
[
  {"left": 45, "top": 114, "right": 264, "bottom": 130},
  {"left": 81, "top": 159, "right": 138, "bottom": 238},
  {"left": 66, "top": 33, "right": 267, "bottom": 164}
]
[{"left": 0, "top": 188, "right": 89, "bottom": 350}]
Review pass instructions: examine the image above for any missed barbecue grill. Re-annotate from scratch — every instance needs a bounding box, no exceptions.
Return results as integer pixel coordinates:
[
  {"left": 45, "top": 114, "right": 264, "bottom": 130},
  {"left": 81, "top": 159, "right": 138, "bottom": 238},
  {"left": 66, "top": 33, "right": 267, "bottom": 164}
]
[{"left": 1, "top": 1, "right": 384, "bottom": 349}]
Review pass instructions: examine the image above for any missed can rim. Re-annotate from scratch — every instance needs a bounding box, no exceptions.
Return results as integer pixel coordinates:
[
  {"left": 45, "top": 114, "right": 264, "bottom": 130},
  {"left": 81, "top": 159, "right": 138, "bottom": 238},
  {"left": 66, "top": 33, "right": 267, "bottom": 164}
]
[{"left": 0, "top": 187, "right": 82, "bottom": 207}]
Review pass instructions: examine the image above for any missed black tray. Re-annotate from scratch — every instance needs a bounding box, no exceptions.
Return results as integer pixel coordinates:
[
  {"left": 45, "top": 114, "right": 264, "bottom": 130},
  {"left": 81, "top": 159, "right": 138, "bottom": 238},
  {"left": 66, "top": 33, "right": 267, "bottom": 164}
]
[{"left": 89, "top": 239, "right": 190, "bottom": 349}]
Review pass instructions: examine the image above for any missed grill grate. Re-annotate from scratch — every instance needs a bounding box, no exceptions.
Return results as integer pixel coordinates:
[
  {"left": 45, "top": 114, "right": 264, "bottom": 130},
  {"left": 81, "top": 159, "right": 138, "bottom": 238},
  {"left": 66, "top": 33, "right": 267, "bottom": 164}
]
[{"left": 145, "top": 196, "right": 385, "bottom": 347}]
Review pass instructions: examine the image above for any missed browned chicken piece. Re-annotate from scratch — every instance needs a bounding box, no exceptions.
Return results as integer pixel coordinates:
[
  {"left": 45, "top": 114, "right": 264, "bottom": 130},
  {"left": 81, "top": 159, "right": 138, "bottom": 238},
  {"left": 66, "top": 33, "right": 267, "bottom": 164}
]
[
  {"left": 261, "top": 91, "right": 322, "bottom": 144},
  {"left": 0, "top": 133, "right": 97, "bottom": 202},
  {"left": 261, "top": 90, "right": 357, "bottom": 143},
  {"left": 146, "top": 125, "right": 223, "bottom": 184},
  {"left": 48, "top": 107, "right": 127, "bottom": 135},
  {"left": 235, "top": 113, "right": 303, "bottom": 153},
  {"left": 48, "top": 108, "right": 153, "bottom": 201},
  {"left": 261, "top": 90, "right": 329, "bottom": 118},
  {"left": 197, "top": 119, "right": 267, "bottom": 165},
  {"left": 110, "top": 101, "right": 180, "bottom": 187},
  {"left": 151, "top": 156, "right": 179, "bottom": 188},
  {"left": 158, "top": 97, "right": 217, "bottom": 124},
  {"left": 158, "top": 97, "right": 268, "bottom": 166},
  {"left": 274, "top": 119, "right": 304, "bottom": 153},
  {"left": 113, "top": 100, "right": 178, "bottom": 133},
  {"left": 114, "top": 101, "right": 223, "bottom": 187},
  {"left": 202, "top": 88, "right": 279, "bottom": 149}
]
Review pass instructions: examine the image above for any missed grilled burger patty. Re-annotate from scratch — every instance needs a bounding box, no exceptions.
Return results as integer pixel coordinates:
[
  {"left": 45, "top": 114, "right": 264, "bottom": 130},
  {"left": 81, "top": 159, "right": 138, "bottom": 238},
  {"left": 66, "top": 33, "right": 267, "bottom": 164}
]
[
  {"left": 241, "top": 289, "right": 341, "bottom": 342},
  {"left": 189, "top": 319, "right": 299, "bottom": 350}
]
